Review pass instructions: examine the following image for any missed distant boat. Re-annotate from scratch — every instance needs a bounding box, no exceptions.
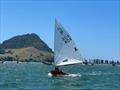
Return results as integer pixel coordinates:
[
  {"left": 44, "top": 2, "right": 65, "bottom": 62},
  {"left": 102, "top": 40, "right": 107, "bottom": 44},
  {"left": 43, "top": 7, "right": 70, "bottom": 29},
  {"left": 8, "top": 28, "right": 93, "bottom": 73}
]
[{"left": 48, "top": 19, "right": 83, "bottom": 76}]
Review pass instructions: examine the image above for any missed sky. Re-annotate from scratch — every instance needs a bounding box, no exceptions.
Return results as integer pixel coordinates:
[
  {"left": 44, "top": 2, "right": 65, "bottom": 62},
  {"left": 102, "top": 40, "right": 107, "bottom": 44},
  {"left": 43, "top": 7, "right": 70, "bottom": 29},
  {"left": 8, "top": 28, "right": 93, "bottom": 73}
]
[{"left": 0, "top": 0, "right": 120, "bottom": 60}]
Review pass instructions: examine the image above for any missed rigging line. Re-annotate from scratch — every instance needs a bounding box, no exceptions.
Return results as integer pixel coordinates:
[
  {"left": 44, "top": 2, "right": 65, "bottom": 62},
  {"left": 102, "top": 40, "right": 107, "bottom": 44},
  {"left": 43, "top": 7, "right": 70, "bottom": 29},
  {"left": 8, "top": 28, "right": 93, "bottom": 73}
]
[
  {"left": 65, "top": 65, "right": 75, "bottom": 73},
  {"left": 64, "top": 62, "right": 84, "bottom": 74}
]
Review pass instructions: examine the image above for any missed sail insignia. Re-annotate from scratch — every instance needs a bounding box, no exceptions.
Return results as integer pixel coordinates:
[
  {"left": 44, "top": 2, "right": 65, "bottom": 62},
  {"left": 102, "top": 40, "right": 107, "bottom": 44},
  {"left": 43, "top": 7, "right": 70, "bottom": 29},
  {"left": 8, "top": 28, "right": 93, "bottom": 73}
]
[
  {"left": 74, "top": 47, "right": 78, "bottom": 51},
  {"left": 63, "top": 59, "right": 68, "bottom": 62}
]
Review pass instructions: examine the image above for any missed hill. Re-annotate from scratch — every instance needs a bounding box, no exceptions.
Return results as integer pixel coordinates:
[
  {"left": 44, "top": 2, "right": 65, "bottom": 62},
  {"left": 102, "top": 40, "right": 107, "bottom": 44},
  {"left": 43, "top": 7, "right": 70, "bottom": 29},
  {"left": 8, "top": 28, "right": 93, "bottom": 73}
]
[
  {"left": 0, "top": 33, "right": 52, "bottom": 52},
  {"left": 0, "top": 33, "right": 53, "bottom": 62}
]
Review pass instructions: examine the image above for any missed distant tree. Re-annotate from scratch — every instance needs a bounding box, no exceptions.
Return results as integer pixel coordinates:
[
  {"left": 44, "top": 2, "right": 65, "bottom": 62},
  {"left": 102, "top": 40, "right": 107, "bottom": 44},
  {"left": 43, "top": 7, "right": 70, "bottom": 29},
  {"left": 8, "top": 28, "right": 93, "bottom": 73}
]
[
  {"left": 111, "top": 60, "right": 114, "bottom": 64},
  {"left": 111, "top": 60, "right": 116, "bottom": 66},
  {"left": 101, "top": 60, "right": 104, "bottom": 64},
  {"left": 105, "top": 60, "right": 108, "bottom": 64},
  {"left": 117, "top": 61, "right": 120, "bottom": 65}
]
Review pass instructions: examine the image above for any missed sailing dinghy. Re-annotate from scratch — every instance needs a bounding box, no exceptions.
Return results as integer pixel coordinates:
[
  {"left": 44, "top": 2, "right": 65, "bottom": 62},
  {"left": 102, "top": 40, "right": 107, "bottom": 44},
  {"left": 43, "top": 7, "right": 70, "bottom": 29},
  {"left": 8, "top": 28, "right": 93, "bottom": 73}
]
[{"left": 48, "top": 20, "right": 83, "bottom": 76}]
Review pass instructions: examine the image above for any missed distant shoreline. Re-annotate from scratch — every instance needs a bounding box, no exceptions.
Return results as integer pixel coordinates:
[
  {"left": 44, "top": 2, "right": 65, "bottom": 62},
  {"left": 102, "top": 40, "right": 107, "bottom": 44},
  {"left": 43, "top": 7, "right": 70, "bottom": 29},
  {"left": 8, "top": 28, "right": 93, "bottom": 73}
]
[{"left": 0, "top": 61, "right": 120, "bottom": 67}]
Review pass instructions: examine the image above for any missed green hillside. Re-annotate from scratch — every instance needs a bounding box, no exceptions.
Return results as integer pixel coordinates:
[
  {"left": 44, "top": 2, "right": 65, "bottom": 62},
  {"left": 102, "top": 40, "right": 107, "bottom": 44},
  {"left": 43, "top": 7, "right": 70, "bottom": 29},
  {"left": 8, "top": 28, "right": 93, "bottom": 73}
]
[
  {"left": 0, "top": 33, "right": 53, "bottom": 62},
  {"left": 0, "top": 33, "right": 52, "bottom": 53}
]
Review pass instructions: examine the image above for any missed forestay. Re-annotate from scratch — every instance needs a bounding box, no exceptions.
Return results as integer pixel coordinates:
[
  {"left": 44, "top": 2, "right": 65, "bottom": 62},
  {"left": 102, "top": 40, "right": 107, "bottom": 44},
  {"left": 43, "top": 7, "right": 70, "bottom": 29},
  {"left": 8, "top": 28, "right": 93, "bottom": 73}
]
[{"left": 54, "top": 20, "right": 83, "bottom": 66}]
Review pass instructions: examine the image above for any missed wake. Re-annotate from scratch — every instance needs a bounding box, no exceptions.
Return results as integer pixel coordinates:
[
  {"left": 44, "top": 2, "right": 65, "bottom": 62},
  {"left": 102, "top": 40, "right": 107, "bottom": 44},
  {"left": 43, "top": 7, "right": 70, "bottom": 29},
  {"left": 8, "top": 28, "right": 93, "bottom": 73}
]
[
  {"left": 48, "top": 73, "right": 81, "bottom": 77},
  {"left": 65, "top": 73, "right": 81, "bottom": 77}
]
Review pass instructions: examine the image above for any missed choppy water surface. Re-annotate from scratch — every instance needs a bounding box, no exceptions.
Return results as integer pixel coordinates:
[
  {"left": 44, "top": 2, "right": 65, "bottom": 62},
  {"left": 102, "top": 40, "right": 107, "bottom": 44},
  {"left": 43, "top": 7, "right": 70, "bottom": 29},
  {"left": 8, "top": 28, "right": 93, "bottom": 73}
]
[{"left": 0, "top": 62, "right": 120, "bottom": 90}]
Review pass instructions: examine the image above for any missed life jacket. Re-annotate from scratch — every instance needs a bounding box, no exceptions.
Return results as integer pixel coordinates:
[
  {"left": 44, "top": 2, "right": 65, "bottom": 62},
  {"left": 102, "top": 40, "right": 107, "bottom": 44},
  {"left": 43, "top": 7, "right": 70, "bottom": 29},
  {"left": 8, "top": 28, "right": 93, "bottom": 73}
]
[{"left": 50, "top": 69, "right": 66, "bottom": 75}]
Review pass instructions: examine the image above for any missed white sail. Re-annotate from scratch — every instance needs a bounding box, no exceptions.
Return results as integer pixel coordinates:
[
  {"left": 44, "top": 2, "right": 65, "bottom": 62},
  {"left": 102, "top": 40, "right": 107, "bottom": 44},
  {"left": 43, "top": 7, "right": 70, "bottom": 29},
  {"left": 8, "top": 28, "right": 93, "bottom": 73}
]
[{"left": 54, "top": 20, "right": 83, "bottom": 66}]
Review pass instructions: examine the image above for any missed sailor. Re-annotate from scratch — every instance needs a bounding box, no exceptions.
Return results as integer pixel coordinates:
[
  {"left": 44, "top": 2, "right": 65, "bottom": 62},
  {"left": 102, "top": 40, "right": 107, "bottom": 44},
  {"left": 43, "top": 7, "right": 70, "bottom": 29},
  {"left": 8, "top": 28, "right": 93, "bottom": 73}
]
[
  {"left": 55, "top": 67, "right": 59, "bottom": 71},
  {"left": 50, "top": 67, "right": 66, "bottom": 76}
]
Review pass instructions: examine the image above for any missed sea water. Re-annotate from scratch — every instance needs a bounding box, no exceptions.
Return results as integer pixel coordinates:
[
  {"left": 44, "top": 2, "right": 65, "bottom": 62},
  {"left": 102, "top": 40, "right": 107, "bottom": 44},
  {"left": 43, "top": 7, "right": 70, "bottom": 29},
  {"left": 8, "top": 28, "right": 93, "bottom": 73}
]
[{"left": 0, "top": 62, "right": 120, "bottom": 90}]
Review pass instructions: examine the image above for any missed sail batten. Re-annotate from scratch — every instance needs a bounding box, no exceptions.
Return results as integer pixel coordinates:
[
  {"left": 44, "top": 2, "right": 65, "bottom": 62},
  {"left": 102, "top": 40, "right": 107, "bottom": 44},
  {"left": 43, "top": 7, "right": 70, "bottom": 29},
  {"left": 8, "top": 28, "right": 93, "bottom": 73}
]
[{"left": 54, "top": 20, "right": 83, "bottom": 66}]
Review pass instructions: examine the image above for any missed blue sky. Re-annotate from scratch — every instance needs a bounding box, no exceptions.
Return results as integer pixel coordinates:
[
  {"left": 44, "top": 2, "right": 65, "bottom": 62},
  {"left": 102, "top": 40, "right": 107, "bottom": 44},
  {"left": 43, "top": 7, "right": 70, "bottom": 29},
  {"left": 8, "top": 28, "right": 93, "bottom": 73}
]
[{"left": 0, "top": 0, "right": 120, "bottom": 60}]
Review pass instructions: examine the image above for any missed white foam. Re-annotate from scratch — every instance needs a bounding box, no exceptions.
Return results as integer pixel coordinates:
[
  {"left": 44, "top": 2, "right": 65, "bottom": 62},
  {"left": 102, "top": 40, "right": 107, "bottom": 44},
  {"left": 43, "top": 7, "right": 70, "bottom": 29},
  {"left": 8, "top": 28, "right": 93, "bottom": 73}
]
[
  {"left": 48, "top": 73, "right": 81, "bottom": 77},
  {"left": 48, "top": 72, "right": 52, "bottom": 77},
  {"left": 65, "top": 73, "right": 81, "bottom": 77}
]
